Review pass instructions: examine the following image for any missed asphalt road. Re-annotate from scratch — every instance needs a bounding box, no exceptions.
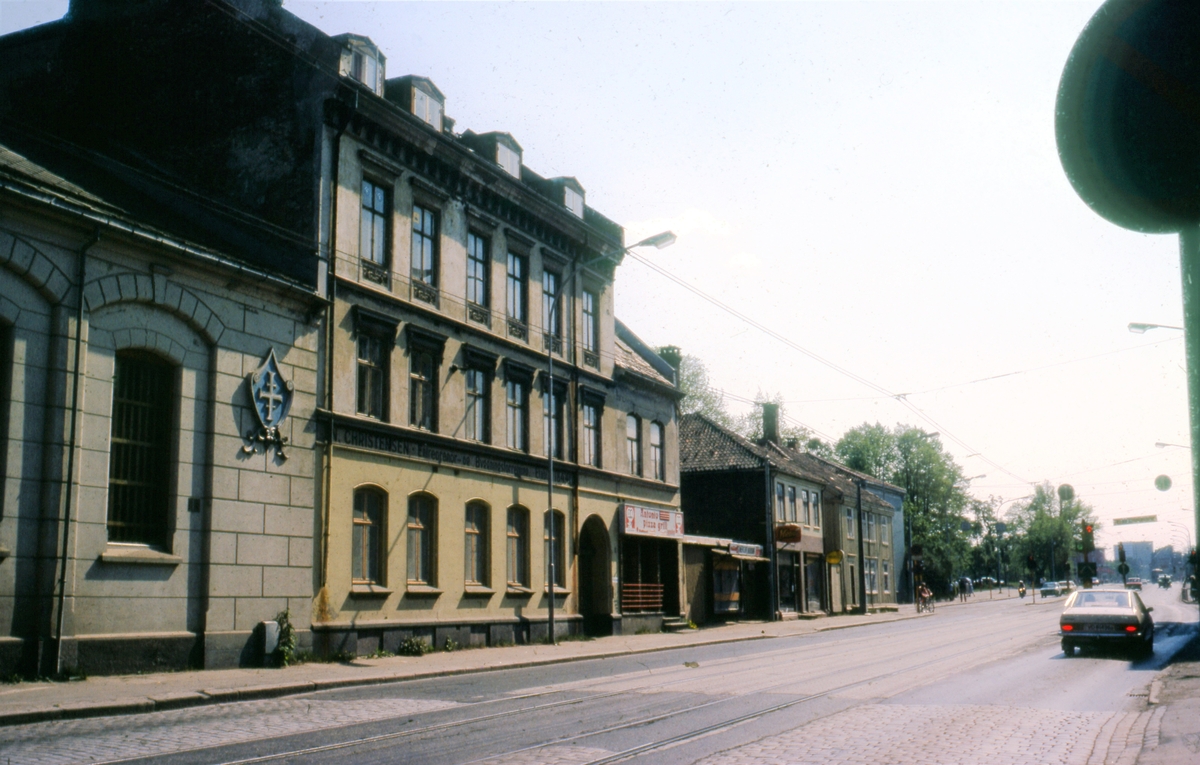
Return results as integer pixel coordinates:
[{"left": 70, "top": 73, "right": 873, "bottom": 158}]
[{"left": 3, "top": 587, "right": 1196, "bottom": 765}]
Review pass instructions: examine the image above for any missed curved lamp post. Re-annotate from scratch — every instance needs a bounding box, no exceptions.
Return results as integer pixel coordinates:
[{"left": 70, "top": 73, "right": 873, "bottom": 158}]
[{"left": 544, "top": 230, "right": 675, "bottom": 644}]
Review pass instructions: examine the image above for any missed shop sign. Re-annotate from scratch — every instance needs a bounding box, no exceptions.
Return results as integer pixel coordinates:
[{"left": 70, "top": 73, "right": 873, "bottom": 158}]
[
  {"left": 775, "top": 523, "right": 803, "bottom": 543},
  {"left": 826, "top": 550, "right": 844, "bottom": 565},
  {"left": 622, "top": 504, "right": 684, "bottom": 538},
  {"left": 728, "top": 541, "right": 764, "bottom": 558}
]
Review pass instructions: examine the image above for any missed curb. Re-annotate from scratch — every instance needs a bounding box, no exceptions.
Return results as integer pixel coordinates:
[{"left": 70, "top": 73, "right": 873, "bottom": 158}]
[{"left": 0, "top": 611, "right": 924, "bottom": 728}]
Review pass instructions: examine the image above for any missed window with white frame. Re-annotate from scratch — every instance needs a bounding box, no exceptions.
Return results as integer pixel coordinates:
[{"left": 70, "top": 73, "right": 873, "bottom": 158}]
[
  {"left": 411, "top": 204, "right": 438, "bottom": 287},
  {"left": 882, "top": 560, "right": 891, "bottom": 593},
  {"left": 543, "top": 384, "right": 564, "bottom": 460},
  {"left": 544, "top": 510, "right": 566, "bottom": 588},
  {"left": 845, "top": 507, "right": 855, "bottom": 539},
  {"left": 787, "top": 486, "right": 798, "bottom": 523},
  {"left": 626, "top": 414, "right": 641, "bottom": 476},
  {"left": 563, "top": 186, "right": 584, "bottom": 218},
  {"left": 412, "top": 87, "right": 444, "bottom": 131},
  {"left": 353, "top": 487, "right": 386, "bottom": 584},
  {"left": 507, "top": 253, "right": 527, "bottom": 324},
  {"left": 775, "top": 482, "right": 786, "bottom": 522},
  {"left": 881, "top": 515, "right": 891, "bottom": 546},
  {"left": 582, "top": 400, "right": 601, "bottom": 467},
  {"left": 360, "top": 179, "right": 389, "bottom": 267},
  {"left": 407, "top": 493, "right": 437, "bottom": 585},
  {"left": 466, "top": 232, "right": 489, "bottom": 308},
  {"left": 810, "top": 491, "right": 821, "bottom": 528},
  {"left": 497, "top": 143, "right": 520, "bottom": 177},
  {"left": 506, "top": 378, "right": 527, "bottom": 451},
  {"left": 507, "top": 506, "right": 529, "bottom": 587},
  {"left": 542, "top": 269, "right": 561, "bottom": 339},
  {"left": 465, "top": 368, "right": 488, "bottom": 443},
  {"left": 464, "top": 501, "right": 489, "bottom": 587},
  {"left": 581, "top": 290, "right": 598, "bottom": 354},
  {"left": 649, "top": 421, "right": 664, "bottom": 481}
]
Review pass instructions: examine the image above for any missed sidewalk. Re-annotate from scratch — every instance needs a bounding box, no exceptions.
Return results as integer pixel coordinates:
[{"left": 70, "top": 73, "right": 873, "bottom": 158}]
[
  {"left": 0, "top": 607, "right": 924, "bottom": 727},
  {"left": 1138, "top": 634, "right": 1200, "bottom": 764}
]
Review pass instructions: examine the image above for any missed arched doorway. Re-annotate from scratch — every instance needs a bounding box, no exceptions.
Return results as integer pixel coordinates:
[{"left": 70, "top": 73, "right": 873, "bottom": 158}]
[{"left": 578, "top": 515, "right": 612, "bottom": 636}]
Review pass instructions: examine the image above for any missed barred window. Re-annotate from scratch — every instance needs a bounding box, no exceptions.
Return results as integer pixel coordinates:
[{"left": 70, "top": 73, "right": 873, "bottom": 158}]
[
  {"left": 407, "top": 493, "right": 437, "bottom": 585},
  {"left": 507, "top": 506, "right": 529, "bottom": 587},
  {"left": 465, "top": 501, "right": 489, "bottom": 586},
  {"left": 411, "top": 204, "right": 438, "bottom": 287},
  {"left": 107, "top": 351, "right": 174, "bottom": 547},
  {"left": 353, "top": 488, "right": 385, "bottom": 584}
]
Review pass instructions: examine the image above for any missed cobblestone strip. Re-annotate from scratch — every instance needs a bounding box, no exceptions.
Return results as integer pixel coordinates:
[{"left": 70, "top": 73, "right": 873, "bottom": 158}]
[
  {"left": 693, "top": 703, "right": 1117, "bottom": 765},
  {"left": 0, "top": 698, "right": 459, "bottom": 765}
]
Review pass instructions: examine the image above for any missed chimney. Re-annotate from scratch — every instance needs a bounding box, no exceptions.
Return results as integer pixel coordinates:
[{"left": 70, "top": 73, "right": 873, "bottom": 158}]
[
  {"left": 658, "top": 345, "right": 682, "bottom": 373},
  {"left": 762, "top": 403, "right": 780, "bottom": 445}
]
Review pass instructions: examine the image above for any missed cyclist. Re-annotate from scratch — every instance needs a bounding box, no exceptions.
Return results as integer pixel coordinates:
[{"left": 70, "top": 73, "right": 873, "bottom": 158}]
[{"left": 917, "top": 582, "right": 933, "bottom": 612}]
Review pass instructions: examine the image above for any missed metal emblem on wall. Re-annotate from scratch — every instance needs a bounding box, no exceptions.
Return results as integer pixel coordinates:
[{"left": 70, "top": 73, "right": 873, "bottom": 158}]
[{"left": 243, "top": 348, "right": 294, "bottom": 460}]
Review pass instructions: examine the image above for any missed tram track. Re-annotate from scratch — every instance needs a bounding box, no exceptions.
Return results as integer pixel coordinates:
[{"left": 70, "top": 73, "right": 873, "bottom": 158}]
[{"left": 187, "top": 607, "right": 1050, "bottom": 765}]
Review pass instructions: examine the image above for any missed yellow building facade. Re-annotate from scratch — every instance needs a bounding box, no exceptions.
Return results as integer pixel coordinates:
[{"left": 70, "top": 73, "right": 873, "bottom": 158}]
[{"left": 314, "top": 50, "right": 681, "bottom": 652}]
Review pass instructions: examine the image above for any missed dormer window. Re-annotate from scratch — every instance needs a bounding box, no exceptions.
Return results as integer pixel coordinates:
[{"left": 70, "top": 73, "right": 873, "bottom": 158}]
[
  {"left": 563, "top": 186, "right": 584, "bottom": 218},
  {"left": 337, "top": 34, "right": 385, "bottom": 96},
  {"left": 352, "top": 51, "right": 378, "bottom": 90},
  {"left": 497, "top": 143, "right": 521, "bottom": 178},
  {"left": 413, "top": 87, "right": 444, "bottom": 131}
]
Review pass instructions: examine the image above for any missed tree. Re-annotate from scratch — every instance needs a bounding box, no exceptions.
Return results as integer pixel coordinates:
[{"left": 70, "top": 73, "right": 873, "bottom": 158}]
[
  {"left": 668, "top": 352, "right": 735, "bottom": 429},
  {"left": 835, "top": 423, "right": 971, "bottom": 595},
  {"left": 1005, "top": 483, "right": 1098, "bottom": 584}
]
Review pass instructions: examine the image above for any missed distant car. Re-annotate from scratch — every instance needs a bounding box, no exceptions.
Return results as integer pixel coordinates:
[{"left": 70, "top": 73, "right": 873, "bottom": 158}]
[
  {"left": 1059, "top": 581, "right": 1075, "bottom": 592},
  {"left": 1040, "top": 581, "right": 1063, "bottom": 597},
  {"left": 1125, "top": 578, "right": 1143, "bottom": 591},
  {"left": 1060, "top": 587, "right": 1154, "bottom": 657}
]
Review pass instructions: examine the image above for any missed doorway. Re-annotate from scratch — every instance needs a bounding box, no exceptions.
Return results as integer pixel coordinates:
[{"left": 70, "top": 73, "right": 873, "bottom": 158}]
[{"left": 578, "top": 516, "right": 612, "bottom": 636}]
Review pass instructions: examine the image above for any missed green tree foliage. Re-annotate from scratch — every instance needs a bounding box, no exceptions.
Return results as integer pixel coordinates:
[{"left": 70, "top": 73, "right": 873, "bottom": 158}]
[
  {"left": 669, "top": 352, "right": 735, "bottom": 429},
  {"left": 1004, "top": 483, "right": 1098, "bottom": 584},
  {"left": 836, "top": 423, "right": 971, "bottom": 596}
]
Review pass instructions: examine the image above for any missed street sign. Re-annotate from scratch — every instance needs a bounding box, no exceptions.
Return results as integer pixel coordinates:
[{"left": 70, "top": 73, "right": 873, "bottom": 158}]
[
  {"left": 825, "top": 550, "right": 844, "bottom": 565},
  {"left": 1118, "top": 562, "right": 1130, "bottom": 576},
  {"left": 1113, "top": 515, "right": 1157, "bottom": 526}
]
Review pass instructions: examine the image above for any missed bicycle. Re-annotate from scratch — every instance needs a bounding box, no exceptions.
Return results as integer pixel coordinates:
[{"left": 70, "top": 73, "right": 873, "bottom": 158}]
[{"left": 917, "top": 594, "right": 935, "bottom": 613}]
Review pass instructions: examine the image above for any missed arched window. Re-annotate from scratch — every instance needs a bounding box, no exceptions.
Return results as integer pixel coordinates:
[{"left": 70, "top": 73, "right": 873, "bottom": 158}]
[
  {"left": 407, "top": 493, "right": 437, "bottom": 585},
  {"left": 107, "top": 350, "right": 175, "bottom": 547},
  {"left": 544, "top": 510, "right": 566, "bottom": 588},
  {"left": 353, "top": 487, "right": 387, "bottom": 584},
  {"left": 465, "top": 500, "right": 490, "bottom": 586},
  {"left": 506, "top": 505, "right": 529, "bottom": 588}
]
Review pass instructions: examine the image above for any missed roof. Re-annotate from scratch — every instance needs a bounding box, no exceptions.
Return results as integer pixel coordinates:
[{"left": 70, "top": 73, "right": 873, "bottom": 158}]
[
  {"left": 679, "top": 414, "right": 893, "bottom": 511},
  {"left": 0, "top": 136, "right": 316, "bottom": 294},
  {"left": 613, "top": 319, "right": 676, "bottom": 389}
]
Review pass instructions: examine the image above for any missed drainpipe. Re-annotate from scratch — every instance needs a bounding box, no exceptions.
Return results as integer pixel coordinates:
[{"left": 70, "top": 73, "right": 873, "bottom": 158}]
[
  {"left": 764, "top": 461, "right": 777, "bottom": 621},
  {"left": 53, "top": 229, "right": 99, "bottom": 676},
  {"left": 856, "top": 480, "right": 867, "bottom": 616},
  {"left": 319, "top": 100, "right": 353, "bottom": 617}
]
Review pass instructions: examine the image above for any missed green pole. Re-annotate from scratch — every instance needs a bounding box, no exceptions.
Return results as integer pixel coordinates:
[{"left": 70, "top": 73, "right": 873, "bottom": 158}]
[{"left": 1179, "top": 226, "right": 1200, "bottom": 620}]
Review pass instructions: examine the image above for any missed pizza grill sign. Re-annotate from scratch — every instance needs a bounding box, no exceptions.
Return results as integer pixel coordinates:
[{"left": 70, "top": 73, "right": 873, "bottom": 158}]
[{"left": 622, "top": 504, "right": 684, "bottom": 539}]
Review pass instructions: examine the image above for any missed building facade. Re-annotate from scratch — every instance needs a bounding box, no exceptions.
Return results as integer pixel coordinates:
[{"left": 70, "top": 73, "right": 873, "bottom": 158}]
[
  {"left": 0, "top": 142, "right": 322, "bottom": 676},
  {"left": 318, "top": 49, "right": 682, "bottom": 649}
]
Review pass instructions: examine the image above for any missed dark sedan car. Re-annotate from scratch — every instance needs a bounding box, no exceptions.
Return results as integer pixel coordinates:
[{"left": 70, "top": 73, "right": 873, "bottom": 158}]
[{"left": 1059, "top": 588, "right": 1153, "bottom": 657}]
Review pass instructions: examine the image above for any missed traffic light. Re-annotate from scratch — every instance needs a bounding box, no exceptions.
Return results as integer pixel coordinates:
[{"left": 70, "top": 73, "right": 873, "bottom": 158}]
[
  {"left": 1027, "top": 554, "right": 1037, "bottom": 572},
  {"left": 913, "top": 560, "right": 925, "bottom": 575},
  {"left": 1081, "top": 523, "right": 1095, "bottom": 554},
  {"left": 1118, "top": 543, "right": 1126, "bottom": 563},
  {"left": 1189, "top": 549, "right": 1198, "bottom": 568}
]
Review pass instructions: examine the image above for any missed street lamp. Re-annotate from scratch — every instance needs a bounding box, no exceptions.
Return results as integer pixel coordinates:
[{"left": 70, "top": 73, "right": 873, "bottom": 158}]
[
  {"left": 1128, "top": 322, "right": 1184, "bottom": 333},
  {"left": 1156, "top": 441, "right": 1190, "bottom": 450},
  {"left": 544, "top": 230, "right": 676, "bottom": 644}
]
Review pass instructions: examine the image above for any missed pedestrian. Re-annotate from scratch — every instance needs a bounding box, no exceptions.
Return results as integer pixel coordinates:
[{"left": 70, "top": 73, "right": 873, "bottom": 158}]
[{"left": 959, "top": 576, "right": 968, "bottom": 603}]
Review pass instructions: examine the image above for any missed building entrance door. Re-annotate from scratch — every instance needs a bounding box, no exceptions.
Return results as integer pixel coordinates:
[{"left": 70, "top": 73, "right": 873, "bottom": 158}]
[
  {"left": 804, "top": 554, "right": 824, "bottom": 612},
  {"left": 579, "top": 516, "right": 612, "bottom": 636},
  {"left": 777, "top": 552, "right": 798, "bottom": 612}
]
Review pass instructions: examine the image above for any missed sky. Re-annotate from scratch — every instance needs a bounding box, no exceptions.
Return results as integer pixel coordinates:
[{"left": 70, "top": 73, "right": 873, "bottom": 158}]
[{"left": 1, "top": 0, "right": 1194, "bottom": 554}]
